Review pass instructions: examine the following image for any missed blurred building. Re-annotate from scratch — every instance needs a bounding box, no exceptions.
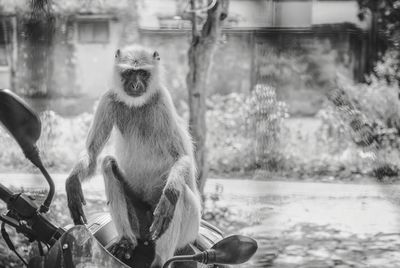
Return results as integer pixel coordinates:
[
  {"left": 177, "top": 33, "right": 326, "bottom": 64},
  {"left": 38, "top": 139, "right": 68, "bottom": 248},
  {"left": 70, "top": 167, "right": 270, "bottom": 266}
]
[{"left": 0, "top": 0, "right": 371, "bottom": 115}]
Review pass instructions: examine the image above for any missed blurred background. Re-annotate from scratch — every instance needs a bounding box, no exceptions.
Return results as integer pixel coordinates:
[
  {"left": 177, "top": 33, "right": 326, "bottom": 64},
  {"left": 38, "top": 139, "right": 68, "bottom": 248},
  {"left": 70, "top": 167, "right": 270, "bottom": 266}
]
[{"left": 0, "top": 0, "right": 400, "bottom": 267}]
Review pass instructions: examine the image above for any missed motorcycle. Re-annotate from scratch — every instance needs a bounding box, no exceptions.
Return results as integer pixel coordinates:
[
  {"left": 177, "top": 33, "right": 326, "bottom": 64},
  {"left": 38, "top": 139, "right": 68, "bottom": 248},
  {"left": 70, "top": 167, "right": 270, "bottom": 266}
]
[{"left": 0, "top": 89, "right": 257, "bottom": 268}]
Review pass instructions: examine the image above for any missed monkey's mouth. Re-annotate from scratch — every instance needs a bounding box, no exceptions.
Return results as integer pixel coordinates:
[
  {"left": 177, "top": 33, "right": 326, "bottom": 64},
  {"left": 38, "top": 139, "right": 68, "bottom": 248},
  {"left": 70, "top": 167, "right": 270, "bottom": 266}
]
[{"left": 125, "top": 83, "right": 146, "bottom": 97}]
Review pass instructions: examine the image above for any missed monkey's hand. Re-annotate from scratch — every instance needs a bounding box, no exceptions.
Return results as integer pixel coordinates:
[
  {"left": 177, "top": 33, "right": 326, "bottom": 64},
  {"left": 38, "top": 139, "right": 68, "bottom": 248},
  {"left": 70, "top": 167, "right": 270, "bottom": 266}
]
[
  {"left": 150, "top": 188, "right": 180, "bottom": 241},
  {"left": 109, "top": 236, "right": 137, "bottom": 261},
  {"left": 66, "top": 174, "right": 87, "bottom": 225}
]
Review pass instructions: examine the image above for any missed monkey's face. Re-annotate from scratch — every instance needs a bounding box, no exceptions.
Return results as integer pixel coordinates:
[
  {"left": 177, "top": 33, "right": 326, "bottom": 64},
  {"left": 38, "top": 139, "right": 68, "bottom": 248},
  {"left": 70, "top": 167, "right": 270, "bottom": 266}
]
[
  {"left": 120, "top": 69, "right": 151, "bottom": 97},
  {"left": 113, "top": 46, "right": 161, "bottom": 106}
]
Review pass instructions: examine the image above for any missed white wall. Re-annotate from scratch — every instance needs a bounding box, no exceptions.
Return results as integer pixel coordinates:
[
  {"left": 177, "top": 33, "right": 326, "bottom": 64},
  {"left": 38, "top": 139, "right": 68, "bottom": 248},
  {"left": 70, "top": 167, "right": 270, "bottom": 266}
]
[
  {"left": 138, "top": 0, "right": 177, "bottom": 29},
  {"left": 229, "top": 0, "right": 273, "bottom": 28},
  {"left": 274, "top": 0, "right": 312, "bottom": 27},
  {"left": 312, "top": 0, "right": 369, "bottom": 29},
  {"left": 74, "top": 19, "right": 123, "bottom": 98},
  {"left": 137, "top": 0, "right": 367, "bottom": 29}
]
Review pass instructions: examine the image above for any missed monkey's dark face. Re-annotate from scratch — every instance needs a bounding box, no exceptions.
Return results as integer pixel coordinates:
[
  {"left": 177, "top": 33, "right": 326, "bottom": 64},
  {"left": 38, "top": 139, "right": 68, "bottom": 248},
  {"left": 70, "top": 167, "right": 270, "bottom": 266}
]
[{"left": 120, "top": 69, "right": 151, "bottom": 97}]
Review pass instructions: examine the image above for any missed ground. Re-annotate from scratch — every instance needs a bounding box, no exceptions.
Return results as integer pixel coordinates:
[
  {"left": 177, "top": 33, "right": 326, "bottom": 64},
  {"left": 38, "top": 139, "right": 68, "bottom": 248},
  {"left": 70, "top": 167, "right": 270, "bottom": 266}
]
[
  {"left": 0, "top": 175, "right": 399, "bottom": 267},
  {"left": 211, "top": 179, "right": 400, "bottom": 267}
]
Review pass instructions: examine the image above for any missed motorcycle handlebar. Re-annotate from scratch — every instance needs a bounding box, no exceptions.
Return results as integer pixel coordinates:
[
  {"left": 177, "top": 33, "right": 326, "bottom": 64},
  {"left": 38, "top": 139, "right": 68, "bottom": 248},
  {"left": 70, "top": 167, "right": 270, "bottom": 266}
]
[
  {"left": 0, "top": 182, "right": 63, "bottom": 246},
  {"left": 0, "top": 183, "right": 13, "bottom": 205}
]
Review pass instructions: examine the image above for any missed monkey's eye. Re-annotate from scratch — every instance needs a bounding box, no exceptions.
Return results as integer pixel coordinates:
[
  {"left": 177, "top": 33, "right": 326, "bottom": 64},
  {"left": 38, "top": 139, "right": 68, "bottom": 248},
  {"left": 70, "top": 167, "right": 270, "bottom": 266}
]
[
  {"left": 121, "top": 69, "right": 134, "bottom": 80},
  {"left": 137, "top": 70, "right": 151, "bottom": 79}
]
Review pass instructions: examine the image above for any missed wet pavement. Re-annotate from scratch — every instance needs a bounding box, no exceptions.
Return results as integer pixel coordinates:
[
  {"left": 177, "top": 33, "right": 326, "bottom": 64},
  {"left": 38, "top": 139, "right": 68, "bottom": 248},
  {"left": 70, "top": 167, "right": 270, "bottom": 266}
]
[{"left": 0, "top": 175, "right": 399, "bottom": 267}]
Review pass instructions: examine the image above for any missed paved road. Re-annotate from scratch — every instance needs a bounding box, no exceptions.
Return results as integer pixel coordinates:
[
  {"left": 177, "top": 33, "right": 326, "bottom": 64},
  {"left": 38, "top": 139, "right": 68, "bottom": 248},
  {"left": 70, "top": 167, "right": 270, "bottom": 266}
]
[
  {"left": 1, "top": 174, "right": 400, "bottom": 267},
  {"left": 1, "top": 173, "right": 399, "bottom": 235},
  {"left": 1, "top": 173, "right": 399, "bottom": 198}
]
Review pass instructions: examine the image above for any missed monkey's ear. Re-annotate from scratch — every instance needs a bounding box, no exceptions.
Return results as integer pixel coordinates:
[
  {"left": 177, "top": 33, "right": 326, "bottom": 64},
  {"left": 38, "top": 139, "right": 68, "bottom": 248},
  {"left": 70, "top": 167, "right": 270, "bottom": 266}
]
[
  {"left": 115, "top": 49, "right": 121, "bottom": 59},
  {"left": 153, "top": 51, "right": 160, "bottom": 61}
]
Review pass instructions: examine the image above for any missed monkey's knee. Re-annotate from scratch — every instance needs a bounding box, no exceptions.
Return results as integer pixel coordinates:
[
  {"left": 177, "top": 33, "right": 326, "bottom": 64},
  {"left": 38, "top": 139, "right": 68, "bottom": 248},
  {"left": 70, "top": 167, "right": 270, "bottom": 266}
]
[
  {"left": 177, "top": 186, "right": 201, "bottom": 247},
  {"left": 102, "top": 155, "right": 125, "bottom": 182},
  {"left": 102, "top": 155, "right": 117, "bottom": 172}
]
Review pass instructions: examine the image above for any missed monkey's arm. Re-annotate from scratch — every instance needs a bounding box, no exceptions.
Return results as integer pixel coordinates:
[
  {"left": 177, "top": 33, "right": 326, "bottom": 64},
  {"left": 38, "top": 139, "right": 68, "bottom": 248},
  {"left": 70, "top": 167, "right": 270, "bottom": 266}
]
[
  {"left": 66, "top": 93, "right": 114, "bottom": 225},
  {"left": 150, "top": 155, "right": 198, "bottom": 240}
]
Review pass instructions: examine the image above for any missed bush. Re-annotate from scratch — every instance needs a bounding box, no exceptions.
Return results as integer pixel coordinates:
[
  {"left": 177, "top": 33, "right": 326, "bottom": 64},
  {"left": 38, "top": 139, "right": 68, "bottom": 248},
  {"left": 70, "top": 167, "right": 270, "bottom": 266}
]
[
  {"left": 248, "top": 84, "right": 289, "bottom": 171},
  {"left": 327, "top": 53, "right": 400, "bottom": 179},
  {"left": 206, "top": 85, "right": 289, "bottom": 173},
  {"left": 0, "top": 111, "right": 93, "bottom": 172},
  {"left": 206, "top": 93, "right": 254, "bottom": 173}
]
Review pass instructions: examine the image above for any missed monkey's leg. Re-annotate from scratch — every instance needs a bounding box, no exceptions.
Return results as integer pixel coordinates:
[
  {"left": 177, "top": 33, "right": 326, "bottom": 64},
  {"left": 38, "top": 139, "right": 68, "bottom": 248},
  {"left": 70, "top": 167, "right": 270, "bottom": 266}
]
[
  {"left": 151, "top": 185, "right": 201, "bottom": 267},
  {"left": 102, "top": 156, "right": 139, "bottom": 260}
]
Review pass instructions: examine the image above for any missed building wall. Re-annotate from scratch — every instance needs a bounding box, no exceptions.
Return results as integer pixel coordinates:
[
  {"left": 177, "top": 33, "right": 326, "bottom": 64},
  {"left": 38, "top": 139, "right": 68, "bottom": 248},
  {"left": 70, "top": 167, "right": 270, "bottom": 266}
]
[
  {"left": 139, "top": 26, "right": 366, "bottom": 116},
  {"left": 0, "top": 0, "right": 370, "bottom": 116},
  {"left": 138, "top": 0, "right": 366, "bottom": 29},
  {"left": 229, "top": 0, "right": 273, "bottom": 27},
  {"left": 274, "top": 0, "right": 313, "bottom": 27},
  {"left": 139, "top": 30, "right": 253, "bottom": 107},
  {"left": 254, "top": 27, "right": 366, "bottom": 115},
  {"left": 312, "top": 0, "right": 368, "bottom": 29},
  {"left": 73, "top": 17, "right": 123, "bottom": 98}
]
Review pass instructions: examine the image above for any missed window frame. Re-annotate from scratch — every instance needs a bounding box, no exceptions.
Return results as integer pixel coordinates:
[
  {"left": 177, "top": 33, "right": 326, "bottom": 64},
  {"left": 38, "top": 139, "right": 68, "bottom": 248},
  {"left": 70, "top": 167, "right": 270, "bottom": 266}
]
[{"left": 77, "top": 18, "right": 110, "bottom": 44}]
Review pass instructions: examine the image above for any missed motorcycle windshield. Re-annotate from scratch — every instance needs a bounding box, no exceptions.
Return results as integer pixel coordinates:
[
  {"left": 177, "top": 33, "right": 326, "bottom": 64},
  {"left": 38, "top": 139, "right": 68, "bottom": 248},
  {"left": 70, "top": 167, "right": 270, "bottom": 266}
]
[{"left": 38, "top": 225, "right": 130, "bottom": 268}]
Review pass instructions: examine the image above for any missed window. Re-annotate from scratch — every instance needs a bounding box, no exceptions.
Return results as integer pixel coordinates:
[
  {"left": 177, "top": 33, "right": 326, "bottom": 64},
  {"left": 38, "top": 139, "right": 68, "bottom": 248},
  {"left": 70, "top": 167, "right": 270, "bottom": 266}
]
[
  {"left": 274, "top": 0, "right": 312, "bottom": 27},
  {"left": 78, "top": 20, "right": 109, "bottom": 44}
]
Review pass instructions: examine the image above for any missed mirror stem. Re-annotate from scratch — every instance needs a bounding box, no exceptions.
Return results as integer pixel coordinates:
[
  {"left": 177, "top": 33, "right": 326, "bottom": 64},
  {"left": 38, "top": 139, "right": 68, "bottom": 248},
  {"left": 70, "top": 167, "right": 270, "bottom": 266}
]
[
  {"left": 162, "top": 251, "right": 216, "bottom": 268},
  {"left": 162, "top": 255, "right": 196, "bottom": 268},
  {"left": 24, "top": 145, "right": 54, "bottom": 213},
  {"left": 192, "top": 250, "right": 216, "bottom": 264}
]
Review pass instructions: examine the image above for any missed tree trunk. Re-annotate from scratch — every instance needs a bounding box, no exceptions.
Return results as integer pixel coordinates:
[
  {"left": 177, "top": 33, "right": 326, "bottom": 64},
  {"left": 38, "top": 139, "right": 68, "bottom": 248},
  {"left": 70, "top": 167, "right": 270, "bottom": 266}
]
[
  {"left": 119, "top": 0, "right": 140, "bottom": 47},
  {"left": 21, "top": 0, "right": 55, "bottom": 97},
  {"left": 186, "top": 0, "right": 229, "bottom": 193}
]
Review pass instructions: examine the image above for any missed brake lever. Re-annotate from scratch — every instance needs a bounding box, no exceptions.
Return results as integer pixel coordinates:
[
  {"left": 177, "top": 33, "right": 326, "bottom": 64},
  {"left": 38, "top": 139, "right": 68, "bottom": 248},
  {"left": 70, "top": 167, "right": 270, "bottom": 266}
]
[
  {"left": 0, "top": 212, "right": 36, "bottom": 241},
  {"left": 0, "top": 213, "right": 19, "bottom": 228},
  {"left": 1, "top": 222, "right": 28, "bottom": 265}
]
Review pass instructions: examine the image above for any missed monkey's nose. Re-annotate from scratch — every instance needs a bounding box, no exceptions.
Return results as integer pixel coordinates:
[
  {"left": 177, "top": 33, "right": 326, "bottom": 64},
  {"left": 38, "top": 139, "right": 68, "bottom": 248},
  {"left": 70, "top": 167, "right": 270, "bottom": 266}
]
[
  {"left": 127, "top": 83, "right": 144, "bottom": 96},
  {"left": 131, "top": 83, "right": 138, "bottom": 91}
]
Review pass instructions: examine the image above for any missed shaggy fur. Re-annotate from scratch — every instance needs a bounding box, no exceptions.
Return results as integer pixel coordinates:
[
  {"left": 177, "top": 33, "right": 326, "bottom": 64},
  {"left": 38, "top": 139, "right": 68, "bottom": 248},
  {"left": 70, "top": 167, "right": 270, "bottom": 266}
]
[{"left": 67, "top": 45, "right": 201, "bottom": 267}]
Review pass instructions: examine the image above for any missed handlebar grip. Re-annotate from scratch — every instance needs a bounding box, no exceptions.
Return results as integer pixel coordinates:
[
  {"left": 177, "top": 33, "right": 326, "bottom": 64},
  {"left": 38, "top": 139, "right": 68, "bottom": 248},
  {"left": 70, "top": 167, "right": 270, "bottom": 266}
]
[
  {"left": 31, "top": 213, "right": 64, "bottom": 246},
  {"left": 0, "top": 183, "right": 13, "bottom": 204}
]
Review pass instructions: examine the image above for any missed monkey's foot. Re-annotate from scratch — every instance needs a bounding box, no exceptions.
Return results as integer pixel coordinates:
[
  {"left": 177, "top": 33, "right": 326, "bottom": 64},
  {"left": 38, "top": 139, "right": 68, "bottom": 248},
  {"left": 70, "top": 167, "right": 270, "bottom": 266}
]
[
  {"left": 66, "top": 174, "right": 87, "bottom": 225},
  {"left": 109, "top": 237, "right": 137, "bottom": 261},
  {"left": 150, "top": 188, "right": 180, "bottom": 240}
]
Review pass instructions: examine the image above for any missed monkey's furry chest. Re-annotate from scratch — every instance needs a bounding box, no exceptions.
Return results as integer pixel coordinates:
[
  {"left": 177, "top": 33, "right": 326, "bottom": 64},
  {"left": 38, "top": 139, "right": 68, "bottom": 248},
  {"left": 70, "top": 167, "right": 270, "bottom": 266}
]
[
  {"left": 110, "top": 95, "right": 185, "bottom": 203},
  {"left": 113, "top": 125, "right": 177, "bottom": 204}
]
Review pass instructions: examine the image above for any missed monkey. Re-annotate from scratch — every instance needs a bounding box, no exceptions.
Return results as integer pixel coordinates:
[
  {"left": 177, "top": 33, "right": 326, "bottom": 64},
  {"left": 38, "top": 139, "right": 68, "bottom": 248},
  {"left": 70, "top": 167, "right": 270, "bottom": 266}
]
[{"left": 65, "top": 45, "right": 202, "bottom": 267}]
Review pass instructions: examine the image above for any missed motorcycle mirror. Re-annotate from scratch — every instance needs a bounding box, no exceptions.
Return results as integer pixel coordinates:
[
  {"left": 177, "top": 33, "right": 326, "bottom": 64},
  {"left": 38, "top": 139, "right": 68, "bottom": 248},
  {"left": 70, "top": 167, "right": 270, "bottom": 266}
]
[
  {"left": 163, "top": 235, "right": 258, "bottom": 268},
  {"left": 0, "top": 89, "right": 54, "bottom": 213},
  {"left": 207, "top": 235, "right": 258, "bottom": 264},
  {"left": 0, "top": 89, "right": 41, "bottom": 157}
]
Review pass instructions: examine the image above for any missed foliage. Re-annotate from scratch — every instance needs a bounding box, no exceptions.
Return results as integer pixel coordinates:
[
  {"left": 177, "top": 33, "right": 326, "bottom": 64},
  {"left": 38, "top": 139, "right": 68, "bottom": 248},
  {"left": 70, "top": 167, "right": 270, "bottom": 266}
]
[
  {"left": 374, "top": 49, "right": 400, "bottom": 89},
  {"left": 0, "top": 111, "right": 93, "bottom": 172},
  {"left": 357, "top": 0, "right": 400, "bottom": 47},
  {"left": 206, "top": 93, "right": 254, "bottom": 173},
  {"left": 248, "top": 85, "right": 289, "bottom": 171},
  {"left": 328, "top": 56, "right": 400, "bottom": 179},
  {"left": 207, "top": 85, "right": 289, "bottom": 173},
  {"left": 315, "top": 104, "right": 351, "bottom": 154},
  {"left": 2, "top": 82, "right": 396, "bottom": 180},
  {"left": 333, "top": 72, "right": 400, "bottom": 148}
]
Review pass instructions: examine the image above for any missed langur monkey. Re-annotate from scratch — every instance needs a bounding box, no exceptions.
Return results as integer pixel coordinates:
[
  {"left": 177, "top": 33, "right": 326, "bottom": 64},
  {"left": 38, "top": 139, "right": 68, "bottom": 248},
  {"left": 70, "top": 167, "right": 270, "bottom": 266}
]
[{"left": 65, "top": 45, "right": 201, "bottom": 267}]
